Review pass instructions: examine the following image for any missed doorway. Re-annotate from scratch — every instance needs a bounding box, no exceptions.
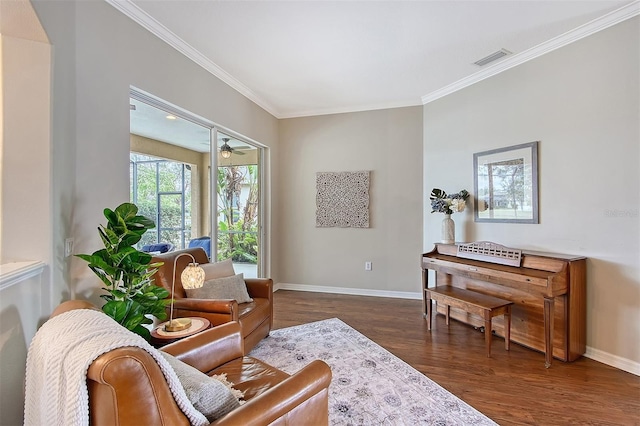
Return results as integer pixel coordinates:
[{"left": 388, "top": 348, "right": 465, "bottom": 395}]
[
  {"left": 129, "top": 89, "right": 265, "bottom": 278},
  {"left": 216, "top": 132, "right": 261, "bottom": 278}
]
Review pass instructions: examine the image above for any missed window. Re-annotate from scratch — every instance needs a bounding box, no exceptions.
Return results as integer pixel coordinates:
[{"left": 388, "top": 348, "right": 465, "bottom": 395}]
[
  {"left": 216, "top": 164, "right": 259, "bottom": 266},
  {"left": 130, "top": 153, "right": 192, "bottom": 249}
]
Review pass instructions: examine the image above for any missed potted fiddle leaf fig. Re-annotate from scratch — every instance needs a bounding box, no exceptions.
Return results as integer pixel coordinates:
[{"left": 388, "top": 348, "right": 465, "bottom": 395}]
[{"left": 76, "top": 202, "right": 170, "bottom": 339}]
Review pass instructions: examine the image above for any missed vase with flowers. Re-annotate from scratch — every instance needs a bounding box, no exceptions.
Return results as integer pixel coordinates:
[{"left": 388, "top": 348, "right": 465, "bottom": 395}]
[{"left": 430, "top": 188, "right": 470, "bottom": 244}]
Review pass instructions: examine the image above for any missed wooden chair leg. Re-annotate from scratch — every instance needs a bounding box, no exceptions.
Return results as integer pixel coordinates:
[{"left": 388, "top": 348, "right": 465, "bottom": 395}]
[
  {"left": 505, "top": 306, "right": 511, "bottom": 351},
  {"left": 484, "top": 313, "right": 492, "bottom": 358},
  {"left": 445, "top": 305, "right": 450, "bottom": 325},
  {"left": 426, "top": 292, "right": 432, "bottom": 331}
]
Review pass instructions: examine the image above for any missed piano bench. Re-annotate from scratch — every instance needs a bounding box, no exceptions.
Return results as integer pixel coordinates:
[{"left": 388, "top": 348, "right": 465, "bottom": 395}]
[{"left": 426, "top": 286, "right": 513, "bottom": 358}]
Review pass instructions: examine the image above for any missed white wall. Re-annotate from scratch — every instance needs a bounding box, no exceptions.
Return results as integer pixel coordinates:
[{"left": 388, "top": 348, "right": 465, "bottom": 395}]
[
  {"left": 0, "top": 264, "right": 45, "bottom": 426},
  {"left": 0, "top": 20, "right": 50, "bottom": 266},
  {"left": 423, "top": 17, "right": 639, "bottom": 371},
  {"left": 0, "top": 1, "right": 52, "bottom": 423},
  {"left": 279, "top": 107, "right": 423, "bottom": 296}
]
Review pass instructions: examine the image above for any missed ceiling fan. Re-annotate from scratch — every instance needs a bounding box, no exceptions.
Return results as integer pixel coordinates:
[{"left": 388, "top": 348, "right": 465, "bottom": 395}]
[{"left": 220, "top": 137, "right": 245, "bottom": 158}]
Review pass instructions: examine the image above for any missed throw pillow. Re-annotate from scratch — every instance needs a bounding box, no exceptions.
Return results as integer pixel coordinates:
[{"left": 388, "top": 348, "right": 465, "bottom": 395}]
[
  {"left": 160, "top": 352, "right": 243, "bottom": 422},
  {"left": 185, "top": 273, "right": 253, "bottom": 304},
  {"left": 201, "top": 259, "right": 235, "bottom": 280}
]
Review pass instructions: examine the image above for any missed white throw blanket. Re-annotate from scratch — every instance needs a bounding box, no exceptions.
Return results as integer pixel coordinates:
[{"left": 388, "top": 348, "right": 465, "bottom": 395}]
[{"left": 24, "top": 308, "right": 209, "bottom": 426}]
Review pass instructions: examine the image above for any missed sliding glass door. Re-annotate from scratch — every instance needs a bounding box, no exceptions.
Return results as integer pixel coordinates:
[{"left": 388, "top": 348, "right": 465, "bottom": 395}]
[
  {"left": 215, "top": 132, "right": 261, "bottom": 278},
  {"left": 129, "top": 89, "right": 265, "bottom": 277}
]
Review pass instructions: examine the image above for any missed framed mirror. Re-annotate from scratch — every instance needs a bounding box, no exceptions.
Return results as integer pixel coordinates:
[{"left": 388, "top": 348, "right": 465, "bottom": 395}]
[{"left": 473, "top": 141, "right": 539, "bottom": 223}]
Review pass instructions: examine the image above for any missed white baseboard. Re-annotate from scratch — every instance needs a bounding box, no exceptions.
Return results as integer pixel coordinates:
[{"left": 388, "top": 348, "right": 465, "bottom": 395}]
[
  {"left": 584, "top": 346, "right": 640, "bottom": 376},
  {"left": 275, "top": 283, "right": 639, "bottom": 377},
  {"left": 275, "top": 282, "right": 422, "bottom": 300}
]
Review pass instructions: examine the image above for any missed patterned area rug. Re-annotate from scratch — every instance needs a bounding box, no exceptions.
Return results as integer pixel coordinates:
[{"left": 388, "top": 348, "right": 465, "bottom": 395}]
[{"left": 249, "top": 318, "right": 496, "bottom": 425}]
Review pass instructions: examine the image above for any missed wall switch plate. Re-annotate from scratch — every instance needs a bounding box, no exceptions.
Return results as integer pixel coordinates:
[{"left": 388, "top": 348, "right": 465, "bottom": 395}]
[
  {"left": 365, "top": 261, "right": 372, "bottom": 271},
  {"left": 64, "top": 238, "right": 74, "bottom": 257}
]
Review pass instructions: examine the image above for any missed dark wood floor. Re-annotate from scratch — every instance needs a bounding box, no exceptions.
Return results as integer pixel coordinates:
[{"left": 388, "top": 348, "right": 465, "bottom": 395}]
[{"left": 272, "top": 290, "right": 640, "bottom": 426}]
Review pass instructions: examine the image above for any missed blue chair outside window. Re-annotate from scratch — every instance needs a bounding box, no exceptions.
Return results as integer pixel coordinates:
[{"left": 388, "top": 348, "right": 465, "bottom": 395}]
[
  {"left": 188, "top": 236, "right": 211, "bottom": 258},
  {"left": 141, "top": 243, "right": 174, "bottom": 254}
]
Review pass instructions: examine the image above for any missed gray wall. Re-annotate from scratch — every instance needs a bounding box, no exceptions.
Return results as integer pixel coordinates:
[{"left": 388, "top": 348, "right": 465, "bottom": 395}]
[
  {"left": 32, "top": 0, "right": 280, "bottom": 305},
  {"left": 2, "top": 9, "right": 634, "bottom": 426},
  {"left": 423, "top": 17, "right": 639, "bottom": 368},
  {"left": 279, "top": 107, "right": 424, "bottom": 295}
]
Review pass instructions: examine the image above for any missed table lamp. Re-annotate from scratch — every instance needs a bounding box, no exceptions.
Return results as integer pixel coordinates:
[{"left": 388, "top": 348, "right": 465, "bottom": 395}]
[{"left": 165, "top": 253, "right": 205, "bottom": 332}]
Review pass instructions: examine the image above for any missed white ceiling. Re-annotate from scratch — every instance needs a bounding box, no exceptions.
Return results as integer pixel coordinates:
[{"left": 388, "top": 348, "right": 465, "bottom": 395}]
[{"left": 114, "top": 0, "right": 638, "bottom": 119}]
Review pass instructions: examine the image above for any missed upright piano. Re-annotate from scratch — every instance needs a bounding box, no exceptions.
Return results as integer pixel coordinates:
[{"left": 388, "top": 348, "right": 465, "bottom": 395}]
[{"left": 422, "top": 242, "right": 586, "bottom": 366}]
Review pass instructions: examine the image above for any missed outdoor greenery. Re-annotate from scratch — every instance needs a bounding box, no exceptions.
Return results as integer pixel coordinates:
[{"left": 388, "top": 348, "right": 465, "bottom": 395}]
[
  {"left": 492, "top": 161, "right": 526, "bottom": 211},
  {"left": 217, "top": 165, "right": 259, "bottom": 263},
  {"left": 130, "top": 153, "right": 259, "bottom": 265},
  {"left": 76, "top": 202, "right": 170, "bottom": 339},
  {"left": 130, "top": 154, "right": 191, "bottom": 249}
]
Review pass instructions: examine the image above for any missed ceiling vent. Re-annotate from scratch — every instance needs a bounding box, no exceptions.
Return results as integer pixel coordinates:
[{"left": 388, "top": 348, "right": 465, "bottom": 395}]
[{"left": 474, "top": 49, "right": 512, "bottom": 67}]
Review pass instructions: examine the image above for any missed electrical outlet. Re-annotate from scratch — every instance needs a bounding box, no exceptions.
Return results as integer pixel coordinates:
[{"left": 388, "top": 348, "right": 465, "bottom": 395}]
[
  {"left": 365, "top": 261, "right": 372, "bottom": 271},
  {"left": 64, "top": 238, "right": 74, "bottom": 257}
]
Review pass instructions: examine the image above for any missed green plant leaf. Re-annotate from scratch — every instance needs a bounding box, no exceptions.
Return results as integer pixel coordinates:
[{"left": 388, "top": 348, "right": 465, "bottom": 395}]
[
  {"left": 130, "top": 215, "right": 156, "bottom": 230},
  {"left": 430, "top": 188, "right": 446, "bottom": 200},
  {"left": 75, "top": 253, "right": 95, "bottom": 263},
  {"left": 111, "top": 289, "right": 126, "bottom": 299},
  {"left": 132, "top": 216, "right": 156, "bottom": 229},
  {"left": 139, "top": 316, "right": 153, "bottom": 325},
  {"left": 129, "top": 250, "right": 152, "bottom": 266},
  {"left": 79, "top": 202, "right": 168, "bottom": 339},
  {"left": 102, "top": 300, "right": 131, "bottom": 323},
  {"left": 149, "top": 285, "right": 170, "bottom": 299},
  {"left": 122, "top": 314, "right": 145, "bottom": 331},
  {"left": 98, "top": 226, "right": 119, "bottom": 247},
  {"left": 88, "top": 266, "right": 114, "bottom": 288},
  {"left": 114, "top": 202, "right": 139, "bottom": 220},
  {"left": 153, "top": 308, "right": 168, "bottom": 320},
  {"left": 111, "top": 246, "right": 137, "bottom": 265},
  {"left": 132, "top": 324, "right": 151, "bottom": 340},
  {"left": 119, "top": 232, "right": 142, "bottom": 248},
  {"left": 142, "top": 292, "right": 158, "bottom": 302},
  {"left": 83, "top": 254, "right": 118, "bottom": 276},
  {"left": 103, "top": 208, "right": 118, "bottom": 225}
]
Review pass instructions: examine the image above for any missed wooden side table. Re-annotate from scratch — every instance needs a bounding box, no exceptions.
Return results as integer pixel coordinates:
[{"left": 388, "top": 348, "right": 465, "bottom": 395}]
[{"left": 150, "top": 317, "right": 210, "bottom": 347}]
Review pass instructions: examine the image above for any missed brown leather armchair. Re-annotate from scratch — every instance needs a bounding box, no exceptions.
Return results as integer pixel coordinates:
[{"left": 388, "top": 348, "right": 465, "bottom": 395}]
[
  {"left": 51, "top": 300, "right": 332, "bottom": 426},
  {"left": 151, "top": 248, "right": 272, "bottom": 353}
]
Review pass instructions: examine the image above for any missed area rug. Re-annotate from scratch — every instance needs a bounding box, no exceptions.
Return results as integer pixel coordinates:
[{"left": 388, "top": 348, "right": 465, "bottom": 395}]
[{"left": 249, "top": 318, "right": 496, "bottom": 425}]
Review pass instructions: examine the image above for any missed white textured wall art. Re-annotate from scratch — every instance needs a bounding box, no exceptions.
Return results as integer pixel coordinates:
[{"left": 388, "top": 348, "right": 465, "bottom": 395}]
[{"left": 316, "top": 171, "right": 370, "bottom": 228}]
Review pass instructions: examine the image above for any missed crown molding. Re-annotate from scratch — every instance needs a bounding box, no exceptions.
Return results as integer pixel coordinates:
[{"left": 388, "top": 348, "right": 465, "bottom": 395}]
[
  {"left": 105, "top": 0, "right": 280, "bottom": 118},
  {"left": 105, "top": 0, "right": 638, "bottom": 118},
  {"left": 422, "top": 1, "right": 640, "bottom": 105},
  {"left": 278, "top": 98, "right": 423, "bottom": 119}
]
